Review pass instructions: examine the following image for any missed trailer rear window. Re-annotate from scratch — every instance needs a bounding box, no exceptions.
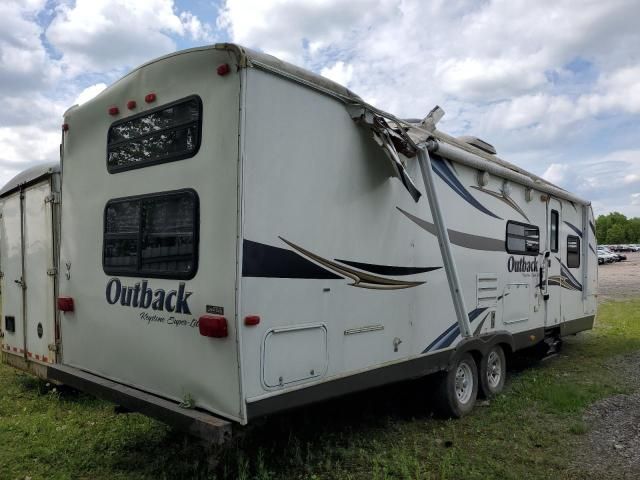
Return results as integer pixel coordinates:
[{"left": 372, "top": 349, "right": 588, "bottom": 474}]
[
  {"left": 103, "top": 190, "right": 199, "bottom": 279},
  {"left": 107, "top": 96, "right": 202, "bottom": 173},
  {"left": 567, "top": 235, "right": 580, "bottom": 268},
  {"left": 506, "top": 221, "right": 540, "bottom": 256}
]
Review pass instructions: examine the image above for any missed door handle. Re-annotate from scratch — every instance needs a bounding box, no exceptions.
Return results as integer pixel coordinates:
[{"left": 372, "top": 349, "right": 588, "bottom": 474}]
[{"left": 14, "top": 278, "right": 25, "bottom": 289}]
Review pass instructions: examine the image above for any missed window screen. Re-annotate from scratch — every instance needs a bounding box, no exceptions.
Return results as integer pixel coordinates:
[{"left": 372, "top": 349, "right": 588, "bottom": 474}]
[
  {"left": 550, "top": 210, "right": 559, "bottom": 252},
  {"left": 567, "top": 235, "right": 580, "bottom": 268},
  {"left": 103, "top": 190, "right": 198, "bottom": 279},
  {"left": 506, "top": 221, "right": 540, "bottom": 256},
  {"left": 107, "top": 96, "right": 202, "bottom": 173}
]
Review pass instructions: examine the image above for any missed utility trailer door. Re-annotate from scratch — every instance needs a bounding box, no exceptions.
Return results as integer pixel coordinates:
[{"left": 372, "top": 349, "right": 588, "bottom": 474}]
[
  {"left": 23, "top": 181, "right": 57, "bottom": 363},
  {"left": 0, "top": 192, "right": 25, "bottom": 356},
  {"left": 0, "top": 181, "right": 57, "bottom": 364}
]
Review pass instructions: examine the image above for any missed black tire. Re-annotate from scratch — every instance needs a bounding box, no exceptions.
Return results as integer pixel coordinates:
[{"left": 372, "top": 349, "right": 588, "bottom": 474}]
[
  {"left": 479, "top": 345, "right": 506, "bottom": 398},
  {"left": 435, "top": 352, "right": 478, "bottom": 418}
]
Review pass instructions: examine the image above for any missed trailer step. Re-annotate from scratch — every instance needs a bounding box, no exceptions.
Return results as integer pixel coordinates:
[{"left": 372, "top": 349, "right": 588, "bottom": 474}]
[{"left": 47, "top": 364, "right": 232, "bottom": 444}]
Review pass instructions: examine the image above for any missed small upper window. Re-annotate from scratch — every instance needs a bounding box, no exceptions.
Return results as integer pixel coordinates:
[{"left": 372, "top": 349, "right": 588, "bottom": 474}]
[
  {"left": 103, "top": 190, "right": 199, "bottom": 279},
  {"left": 567, "top": 235, "right": 580, "bottom": 268},
  {"left": 107, "top": 96, "right": 202, "bottom": 173},
  {"left": 550, "top": 210, "right": 559, "bottom": 252},
  {"left": 506, "top": 221, "right": 540, "bottom": 256}
]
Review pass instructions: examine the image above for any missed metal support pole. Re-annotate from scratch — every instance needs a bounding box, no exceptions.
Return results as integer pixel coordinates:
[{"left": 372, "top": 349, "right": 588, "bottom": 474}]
[
  {"left": 581, "top": 205, "right": 589, "bottom": 301},
  {"left": 416, "top": 145, "right": 472, "bottom": 337}
]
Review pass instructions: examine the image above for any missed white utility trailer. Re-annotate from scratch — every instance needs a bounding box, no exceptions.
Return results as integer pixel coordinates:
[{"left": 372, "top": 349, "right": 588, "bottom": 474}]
[
  {"left": 0, "top": 163, "right": 60, "bottom": 377},
  {"left": 2, "top": 44, "right": 597, "bottom": 441}
]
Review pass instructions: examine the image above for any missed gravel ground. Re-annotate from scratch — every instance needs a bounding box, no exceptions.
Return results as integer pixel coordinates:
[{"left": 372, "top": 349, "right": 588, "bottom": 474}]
[
  {"left": 569, "top": 254, "right": 640, "bottom": 479},
  {"left": 597, "top": 251, "right": 640, "bottom": 301}
]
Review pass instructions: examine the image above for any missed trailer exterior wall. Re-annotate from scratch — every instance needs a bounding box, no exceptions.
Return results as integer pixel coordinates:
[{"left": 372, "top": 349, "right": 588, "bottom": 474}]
[
  {"left": 236, "top": 66, "right": 592, "bottom": 416},
  {"left": 59, "top": 48, "right": 245, "bottom": 422}
]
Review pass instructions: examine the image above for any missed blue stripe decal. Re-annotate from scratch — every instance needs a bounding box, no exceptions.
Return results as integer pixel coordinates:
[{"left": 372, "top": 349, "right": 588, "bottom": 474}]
[
  {"left": 431, "top": 155, "right": 502, "bottom": 220},
  {"left": 423, "top": 307, "right": 489, "bottom": 353},
  {"left": 589, "top": 221, "right": 596, "bottom": 236},
  {"left": 589, "top": 244, "right": 596, "bottom": 255},
  {"left": 564, "top": 221, "right": 583, "bottom": 238}
]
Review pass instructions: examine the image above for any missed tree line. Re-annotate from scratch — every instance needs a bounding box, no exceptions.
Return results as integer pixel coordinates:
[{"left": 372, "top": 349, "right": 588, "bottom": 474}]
[{"left": 595, "top": 212, "right": 640, "bottom": 245}]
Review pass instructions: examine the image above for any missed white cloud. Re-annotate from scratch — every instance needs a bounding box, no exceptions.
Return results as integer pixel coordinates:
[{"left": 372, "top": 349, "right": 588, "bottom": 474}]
[
  {"left": 46, "top": 0, "right": 186, "bottom": 74},
  {"left": 74, "top": 83, "right": 108, "bottom": 105},
  {"left": 180, "top": 11, "right": 214, "bottom": 42},
  {"left": 321, "top": 61, "right": 353, "bottom": 86},
  {"left": 0, "top": 1, "right": 61, "bottom": 93},
  {"left": 543, "top": 163, "right": 570, "bottom": 185}
]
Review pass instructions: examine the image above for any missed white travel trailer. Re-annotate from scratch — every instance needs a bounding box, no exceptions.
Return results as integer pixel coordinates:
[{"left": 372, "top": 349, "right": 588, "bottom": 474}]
[
  {"left": 0, "top": 163, "right": 61, "bottom": 378},
  {"left": 3, "top": 44, "right": 597, "bottom": 441}
]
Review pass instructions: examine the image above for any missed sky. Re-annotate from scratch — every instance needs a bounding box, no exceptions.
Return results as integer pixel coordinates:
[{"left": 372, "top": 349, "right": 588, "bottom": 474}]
[{"left": 2, "top": 0, "right": 640, "bottom": 217}]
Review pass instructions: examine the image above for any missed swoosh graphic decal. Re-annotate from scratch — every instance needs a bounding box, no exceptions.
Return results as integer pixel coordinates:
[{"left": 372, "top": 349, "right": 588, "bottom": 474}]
[
  {"left": 470, "top": 185, "right": 530, "bottom": 222},
  {"left": 279, "top": 237, "right": 426, "bottom": 290},
  {"left": 431, "top": 155, "right": 502, "bottom": 219},
  {"left": 589, "top": 221, "right": 596, "bottom": 236},
  {"left": 243, "top": 240, "right": 341, "bottom": 279},
  {"left": 398, "top": 207, "right": 505, "bottom": 252},
  {"left": 553, "top": 256, "right": 583, "bottom": 291},
  {"left": 589, "top": 244, "right": 596, "bottom": 255},
  {"left": 564, "top": 221, "right": 583, "bottom": 238},
  {"left": 334, "top": 260, "right": 441, "bottom": 276}
]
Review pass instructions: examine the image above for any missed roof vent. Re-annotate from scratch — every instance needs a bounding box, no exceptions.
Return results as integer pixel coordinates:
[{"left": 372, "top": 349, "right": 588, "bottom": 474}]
[{"left": 458, "top": 136, "right": 497, "bottom": 155}]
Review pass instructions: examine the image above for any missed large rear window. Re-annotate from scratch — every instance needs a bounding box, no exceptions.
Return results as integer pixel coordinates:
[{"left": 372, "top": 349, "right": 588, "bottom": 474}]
[
  {"left": 103, "top": 189, "right": 199, "bottom": 279},
  {"left": 107, "top": 96, "right": 202, "bottom": 173}
]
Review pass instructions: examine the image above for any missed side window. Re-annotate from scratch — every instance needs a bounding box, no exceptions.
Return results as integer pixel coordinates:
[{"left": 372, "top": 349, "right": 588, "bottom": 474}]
[
  {"left": 567, "top": 235, "right": 580, "bottom": 268},
  {"left": 506, "top": 221, "right": 540, "bottom": 256},
  {"left": 103, "top": 190, "right": 199, "bottom": 279},
  {"left": 107, "top": 96, "right": 202, "bottom": 173},
  {"left": 550, "top": 210, "right": 559, "bottom": 252}
]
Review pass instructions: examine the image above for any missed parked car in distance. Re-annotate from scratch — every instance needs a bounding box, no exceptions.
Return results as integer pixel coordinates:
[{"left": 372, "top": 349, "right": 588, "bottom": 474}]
[{"left": 597, "top": 246, "right": 618, "bottom": 263}]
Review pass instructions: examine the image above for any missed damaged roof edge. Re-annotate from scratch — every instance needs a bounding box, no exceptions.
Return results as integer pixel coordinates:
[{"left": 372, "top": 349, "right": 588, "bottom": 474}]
[{"left": 214, "top": 43, "right": 362, "bottom": 103}]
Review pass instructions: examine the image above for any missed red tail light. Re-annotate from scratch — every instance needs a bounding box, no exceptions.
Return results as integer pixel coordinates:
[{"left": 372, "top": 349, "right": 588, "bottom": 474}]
[
  {"left": 199, "top": 315, "right": 228, "bottom": 338},
  {"left": 126, "top": 100, "right": 136, "bottom": 110},
  {"left": 217, "top": 63, "right": 231, "bottom": 76},
  {"left": 108, "top": 106, "right": 119, "bottom": 115},
  {"left": 144, "top": 92, "right": 156, "bottom": 103},
  {"left": 62, "top": 123, "right": 69, "bottom": 131},
  {"left": 244, "top": 315, "right": 260, "bottom": 326},
  {"left": 57, "top": 296, "right": 74, "bottom": 312}
]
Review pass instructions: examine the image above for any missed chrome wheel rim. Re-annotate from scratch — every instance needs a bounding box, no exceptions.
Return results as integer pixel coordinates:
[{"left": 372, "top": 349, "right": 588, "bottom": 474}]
[
  {"left": 486, "top": 350, "right": 502, "bottom": 389},
  {"left": 455, "top": 362, "right": 473, "bottom": 404}
]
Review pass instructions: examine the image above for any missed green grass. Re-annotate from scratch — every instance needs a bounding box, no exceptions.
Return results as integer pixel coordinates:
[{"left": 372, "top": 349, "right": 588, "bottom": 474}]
[{"left": 1, "top": 300, "right": 640, "bottom": 480}]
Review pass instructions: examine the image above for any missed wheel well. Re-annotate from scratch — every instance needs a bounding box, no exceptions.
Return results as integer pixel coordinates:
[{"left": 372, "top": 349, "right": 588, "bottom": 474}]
[{"left": 468, "top": 349, "right": 483, "bottom": 368}]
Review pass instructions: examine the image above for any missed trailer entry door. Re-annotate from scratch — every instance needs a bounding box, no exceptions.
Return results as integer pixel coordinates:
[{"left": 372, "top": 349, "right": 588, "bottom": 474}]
[{"left": 546, "top": 198, "right": 562, "bottom": 326}]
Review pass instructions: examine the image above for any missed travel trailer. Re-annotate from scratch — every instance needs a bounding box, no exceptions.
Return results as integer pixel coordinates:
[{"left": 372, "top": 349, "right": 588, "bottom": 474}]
[{"left": 1, "top": 43, "right": 597, "bottom": 442}]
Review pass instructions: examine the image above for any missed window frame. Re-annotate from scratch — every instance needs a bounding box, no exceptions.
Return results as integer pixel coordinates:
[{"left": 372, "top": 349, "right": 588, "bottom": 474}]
[
  {"left": 550, "top": 209, "right": 559, "bottom": 253},
  {"left": 102, "top": 189, "right": 200, "bottom": 280},
  {"left": 106, "top": 95, "right": 203, "bottom": 174},
  {"left": 505, "top": 220, "right": 540, "bottom": 256},
  {"left": 567, "top": 235, "right": 581, "bottom": 268}
]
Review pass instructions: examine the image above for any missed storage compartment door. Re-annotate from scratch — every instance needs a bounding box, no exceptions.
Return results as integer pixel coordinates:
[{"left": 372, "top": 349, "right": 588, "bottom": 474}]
[
  {"left": 0, "top": 193, "right": 24, "bottom": 356},
  {"left": 23, "top": 182, "right": 57, "bottom": 364}
]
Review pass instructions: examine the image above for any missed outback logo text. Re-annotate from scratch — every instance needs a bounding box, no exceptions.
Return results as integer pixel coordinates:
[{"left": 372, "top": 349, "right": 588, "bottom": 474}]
[{"left": 105, "top": 278, "right": 192, "bottom": 314}]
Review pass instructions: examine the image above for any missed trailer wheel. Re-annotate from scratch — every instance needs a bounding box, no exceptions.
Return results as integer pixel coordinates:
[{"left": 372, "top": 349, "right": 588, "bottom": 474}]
[
  {"left": 479, "top": 345, "right": 506, "bottom": 398},
  {"left": 435, "top": 352, "right": 478, "bottom": 418}
]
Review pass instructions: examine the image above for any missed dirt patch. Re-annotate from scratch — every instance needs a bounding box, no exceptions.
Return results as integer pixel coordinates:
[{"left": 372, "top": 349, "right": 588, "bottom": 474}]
[
  {"left": 597, "top": 252, "right": 640, "bottom": 301},
  {"left": 569, "top": 352, "right": 640, "bottom": 479}
]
